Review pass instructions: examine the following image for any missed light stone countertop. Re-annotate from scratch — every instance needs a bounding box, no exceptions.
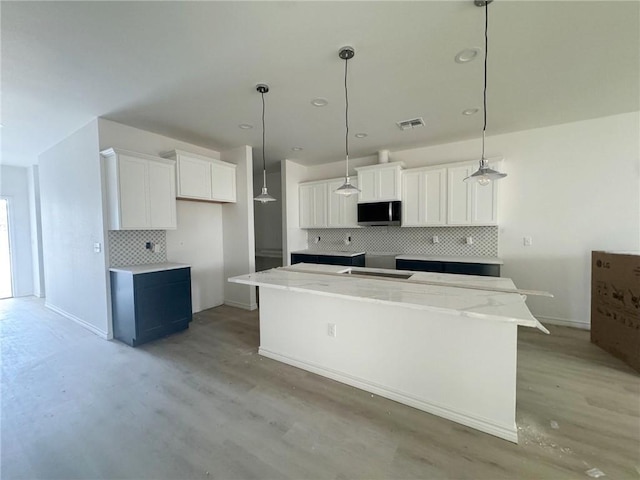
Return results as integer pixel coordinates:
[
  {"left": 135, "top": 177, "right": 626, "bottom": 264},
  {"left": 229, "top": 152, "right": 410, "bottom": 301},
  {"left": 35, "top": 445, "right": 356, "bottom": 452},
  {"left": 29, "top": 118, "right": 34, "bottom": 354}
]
[
  {"left": 109, "top": 262, "right": 191, "bottom": 274},
  {"left": 291, "top": 250, "right": 366, "bottom": 257},
  {"left": 229, "top": 263, "right": 548, "bottom": 332},
  {"left": 395, "top": 255, "right": 504, "bottom": 265}
]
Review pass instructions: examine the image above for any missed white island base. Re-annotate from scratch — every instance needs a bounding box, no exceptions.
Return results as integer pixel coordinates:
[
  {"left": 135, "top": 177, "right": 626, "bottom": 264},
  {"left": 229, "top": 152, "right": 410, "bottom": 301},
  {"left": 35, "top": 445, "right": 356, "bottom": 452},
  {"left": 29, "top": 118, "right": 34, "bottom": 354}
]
[{"left": 230, "top": 265, "right": 549, "bottom": 443}]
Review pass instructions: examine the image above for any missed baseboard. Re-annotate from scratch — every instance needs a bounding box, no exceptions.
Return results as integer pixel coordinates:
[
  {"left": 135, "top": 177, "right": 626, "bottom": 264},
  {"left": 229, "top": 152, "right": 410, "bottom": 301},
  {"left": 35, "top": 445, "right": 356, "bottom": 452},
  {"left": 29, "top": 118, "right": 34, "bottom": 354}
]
[
  {"left": 224, "top": 299, "right": 258, "bottom": 311},
  {"left": 45, "top": 303, "right": 109, "bottom": 339},
  {"left": 538, "top": 316, "right": 590, "bottom": 330},
  {"left": 259, "top": 347, "right": 518, "bottom": 443}
]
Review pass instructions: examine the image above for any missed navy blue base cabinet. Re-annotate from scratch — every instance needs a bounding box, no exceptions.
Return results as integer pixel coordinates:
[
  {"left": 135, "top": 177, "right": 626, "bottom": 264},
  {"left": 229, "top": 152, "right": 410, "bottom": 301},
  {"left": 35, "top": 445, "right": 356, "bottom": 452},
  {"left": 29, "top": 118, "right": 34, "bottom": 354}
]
[
  {"left": 291, "top": 253, "right": 365, "bottom": 267},
  {"left": 110, "top": 267, "right": 192, "bottom": 347},
  {"left": 396, "top": 259, "right": 500, "bottom": 277}
]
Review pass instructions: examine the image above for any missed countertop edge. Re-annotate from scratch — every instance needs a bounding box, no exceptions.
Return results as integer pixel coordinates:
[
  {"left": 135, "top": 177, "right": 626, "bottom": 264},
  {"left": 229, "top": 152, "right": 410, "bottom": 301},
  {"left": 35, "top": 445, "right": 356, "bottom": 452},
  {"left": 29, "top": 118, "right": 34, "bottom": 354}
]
[{"left": 109, "top": 263, "right": 191, "bottom": 274}]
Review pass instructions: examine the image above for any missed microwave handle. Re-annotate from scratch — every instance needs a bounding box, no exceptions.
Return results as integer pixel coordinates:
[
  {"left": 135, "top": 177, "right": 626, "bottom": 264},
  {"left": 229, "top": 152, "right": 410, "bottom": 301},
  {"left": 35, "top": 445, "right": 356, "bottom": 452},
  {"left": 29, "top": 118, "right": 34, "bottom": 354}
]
[{"left": 389, "top": 202, "right": 392, "bottom": 222}]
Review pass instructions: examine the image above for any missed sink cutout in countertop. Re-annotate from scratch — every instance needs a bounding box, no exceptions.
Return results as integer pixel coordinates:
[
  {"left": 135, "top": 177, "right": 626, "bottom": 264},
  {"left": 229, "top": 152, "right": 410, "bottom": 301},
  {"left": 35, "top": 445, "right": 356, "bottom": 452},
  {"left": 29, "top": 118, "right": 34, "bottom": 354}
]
[{"left": 339, "top": 268, "right": 414, "bottom": 280}]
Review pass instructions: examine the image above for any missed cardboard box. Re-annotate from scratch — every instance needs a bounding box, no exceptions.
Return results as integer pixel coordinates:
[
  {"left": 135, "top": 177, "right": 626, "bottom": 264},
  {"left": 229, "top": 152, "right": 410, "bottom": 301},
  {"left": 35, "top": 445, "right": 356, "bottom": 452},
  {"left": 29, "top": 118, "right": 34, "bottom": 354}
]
[{"left": 591, "top": 251, "right": 640, "bottom": 373}]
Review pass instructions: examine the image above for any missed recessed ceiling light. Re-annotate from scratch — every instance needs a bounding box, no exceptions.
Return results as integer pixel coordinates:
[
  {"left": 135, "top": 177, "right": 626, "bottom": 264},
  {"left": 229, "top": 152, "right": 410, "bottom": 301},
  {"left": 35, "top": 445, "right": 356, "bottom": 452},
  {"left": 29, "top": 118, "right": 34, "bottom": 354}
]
[
  {"left": 291, "top": 147, "right": 303, "bottom": 151},
  {"left": 238, "top": 123, "right": 253, "bottom": 129},
  {"left": 462, "top": 108, "right": 479, "bottom": 116},
  {"left": 455, "top": 48, "right": 480, "bottom": 63},
  {"left": 355, "top": 133, "right": 368, "bottom": 138},
  {"left": 311, "top": 98, "right": 329, "bottom": 107}
]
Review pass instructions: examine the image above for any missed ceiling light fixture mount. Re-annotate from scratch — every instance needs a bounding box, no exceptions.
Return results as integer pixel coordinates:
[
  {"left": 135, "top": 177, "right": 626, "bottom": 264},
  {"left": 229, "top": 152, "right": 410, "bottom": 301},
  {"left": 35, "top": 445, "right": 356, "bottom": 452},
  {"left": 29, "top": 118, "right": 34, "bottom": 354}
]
[
  {"left": 335, "top": 46, "right": 360, "bottom": 197},
  {"left": 254, "top": 83, "right": 276, "bottom": 203},
  {"left": 355, "top": 133, "right": 368, "bottom": 138},
  {"left": 238, "top": 123, "right": 253, "bottom": 129},
  {"left": 462, "top": 108, "right": 479, "bottom": 116},
  {"left": 311, "top": 98, "right": 329, "bottom": 107},
  {"left": 464, "top": 0, "right": 506, "bottom": 186}
]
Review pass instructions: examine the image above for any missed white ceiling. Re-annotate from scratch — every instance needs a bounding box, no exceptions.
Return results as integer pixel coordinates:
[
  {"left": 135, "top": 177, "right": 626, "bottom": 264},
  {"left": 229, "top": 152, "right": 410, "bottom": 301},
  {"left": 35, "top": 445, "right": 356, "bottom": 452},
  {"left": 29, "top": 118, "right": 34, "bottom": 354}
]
[{"left": 2, "top": 1, "right": 638, "bottom": 170}]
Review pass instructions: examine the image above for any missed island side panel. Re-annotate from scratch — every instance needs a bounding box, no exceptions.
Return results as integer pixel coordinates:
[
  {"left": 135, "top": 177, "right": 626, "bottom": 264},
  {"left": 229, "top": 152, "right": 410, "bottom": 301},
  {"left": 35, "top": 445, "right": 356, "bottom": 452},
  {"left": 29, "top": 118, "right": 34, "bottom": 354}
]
[{"left": 258, "top": 287, "right": 518, "bottom": 442}]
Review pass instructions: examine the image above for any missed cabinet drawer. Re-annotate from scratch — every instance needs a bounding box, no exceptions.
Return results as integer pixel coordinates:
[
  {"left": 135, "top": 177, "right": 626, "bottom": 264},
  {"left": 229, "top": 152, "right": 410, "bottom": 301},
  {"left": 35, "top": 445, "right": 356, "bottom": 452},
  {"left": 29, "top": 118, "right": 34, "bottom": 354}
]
[
  {"left": 396, "top": 259, "right": 445, "bottom": 273},
  {"left": 444, "top": 262, "right": 500, "bottom": 277},
  {"left": 134, "top": 268, "right": 191, "bottom": 289}
]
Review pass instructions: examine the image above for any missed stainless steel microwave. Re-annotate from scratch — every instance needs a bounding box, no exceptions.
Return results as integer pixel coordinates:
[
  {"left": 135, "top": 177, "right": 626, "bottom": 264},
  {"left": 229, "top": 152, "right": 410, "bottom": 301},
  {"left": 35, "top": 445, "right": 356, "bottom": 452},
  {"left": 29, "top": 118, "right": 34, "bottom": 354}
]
[{"left": 357, "top": 201, "right": 401, "bottom": 226}]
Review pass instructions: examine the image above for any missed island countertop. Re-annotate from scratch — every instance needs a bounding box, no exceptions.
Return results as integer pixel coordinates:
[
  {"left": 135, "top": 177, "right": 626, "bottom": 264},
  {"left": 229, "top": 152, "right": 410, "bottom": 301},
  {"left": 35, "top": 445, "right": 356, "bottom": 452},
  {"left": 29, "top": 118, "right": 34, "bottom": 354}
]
[{"left": 229, "top": 263, "right": 548, "bottom": 332}]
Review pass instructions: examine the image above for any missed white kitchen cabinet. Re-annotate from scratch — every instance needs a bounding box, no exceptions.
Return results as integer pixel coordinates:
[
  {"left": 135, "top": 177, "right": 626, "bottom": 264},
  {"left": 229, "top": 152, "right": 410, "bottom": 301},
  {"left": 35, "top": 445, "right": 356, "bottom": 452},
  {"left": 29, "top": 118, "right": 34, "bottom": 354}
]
[
  {"left": 327, "top": 179, "right": 359, "bottom": 228},
  {"left": 299, "top": 178, "right": 359, "bottom": 229},
  {"left": 102, "top": 148, "right": 177, "bottom": 230},
  {"left": 299, "top": 182, "right": 327, "bottom": 228},
  {"left": 161, "top": 149, "right": 236, "bottom": 203},
  {"left": 447, "top": 161, "right": 499, "bottom": 225},
  {"left": 402, "top": 167, "right": 446, "bottom": 227},
  {"left": 355, "top": 162, "right": 403, "bottom": 203}
]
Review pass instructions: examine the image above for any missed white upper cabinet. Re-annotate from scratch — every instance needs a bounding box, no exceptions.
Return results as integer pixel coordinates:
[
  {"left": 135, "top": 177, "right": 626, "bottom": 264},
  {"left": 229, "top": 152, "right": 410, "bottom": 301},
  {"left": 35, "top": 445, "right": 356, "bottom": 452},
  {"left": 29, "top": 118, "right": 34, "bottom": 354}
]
[
  {"left": 327, "top": 179, "right": 359, "bottom": 228},
  {"left": 402, "top": 167, "right": 446, "bottom": 227},
  {"left": 162, "top": 150, "right": 236, "bottom": 203},
  {"left": 102, "top": 148, "right": 177, "bottom": 230},
  {"left": 299, "top": 182, "right": 327, "bottom": 228},
  {"left": 299, "top": 178, "right": 359, "bottom": 229},
  {"left": 355, "top": 162, "right": 403, "bottom": 203},
  {"left": 447, "top": 160, "right": 500, "bottom": 225}
]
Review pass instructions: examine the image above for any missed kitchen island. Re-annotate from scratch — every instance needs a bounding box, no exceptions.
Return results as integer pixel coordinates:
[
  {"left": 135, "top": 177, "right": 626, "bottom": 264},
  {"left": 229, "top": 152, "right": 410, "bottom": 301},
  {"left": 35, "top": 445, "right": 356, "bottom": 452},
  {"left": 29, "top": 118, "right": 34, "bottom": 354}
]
[{"left": 229, "top": 264, "right": 549, "bottom": 442}]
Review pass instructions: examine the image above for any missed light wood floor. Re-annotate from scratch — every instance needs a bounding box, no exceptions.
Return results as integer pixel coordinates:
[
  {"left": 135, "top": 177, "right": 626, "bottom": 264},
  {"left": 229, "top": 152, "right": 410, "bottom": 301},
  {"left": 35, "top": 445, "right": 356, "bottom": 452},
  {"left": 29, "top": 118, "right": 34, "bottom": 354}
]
[{"left": 1, "top": 297, "right": 638, "bottom": 479}]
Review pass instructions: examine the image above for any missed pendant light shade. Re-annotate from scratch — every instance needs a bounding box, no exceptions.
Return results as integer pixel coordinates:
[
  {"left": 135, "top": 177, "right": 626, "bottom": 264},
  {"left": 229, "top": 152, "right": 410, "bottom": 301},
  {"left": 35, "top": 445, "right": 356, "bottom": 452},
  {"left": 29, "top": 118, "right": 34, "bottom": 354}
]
[
  {"left": 335, "top": 46, "right": 361, "bottom": 197},
  {"left": 254, "top": 84, "right": 276, "bottom": 203},
  {"left": 464, "top": 0, "right": 507, "bottom": 186}
]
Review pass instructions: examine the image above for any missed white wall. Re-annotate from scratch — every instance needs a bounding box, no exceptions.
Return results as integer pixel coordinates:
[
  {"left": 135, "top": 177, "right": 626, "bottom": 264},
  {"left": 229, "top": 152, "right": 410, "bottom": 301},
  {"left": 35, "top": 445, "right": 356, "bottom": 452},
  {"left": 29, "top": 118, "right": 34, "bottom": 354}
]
[
  {"left": 283, "top": 112, "right": 640, "bottom": 328},
  {"left": 0, "top": 166, "right": 34, "bottom": 297},
  {"left": 166, "top": 201, "right": 224, "bottom": 312},
  {"left": 281, "top": 160, "right": 310, "bottom": 266},
  {"left": 28, "top": 165, "right": 45, "bottom": 297},
  {"left": 222, "top": 146, "right": 257, "bottom": 310},
  {"left": 254, "top": 170, "right": 282, "bottom": 253},
  {"left": 97, "top": 118, "right": 226, "bottom": 314},
  {"left": 38, "top": 119, "right": 111, "bottom": 337}
]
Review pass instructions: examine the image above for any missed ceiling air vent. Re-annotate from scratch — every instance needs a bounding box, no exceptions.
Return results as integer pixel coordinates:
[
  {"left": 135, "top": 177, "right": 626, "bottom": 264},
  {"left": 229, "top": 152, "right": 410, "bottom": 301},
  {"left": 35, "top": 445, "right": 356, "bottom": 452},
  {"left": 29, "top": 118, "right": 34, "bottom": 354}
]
[{"left": 396, "top": 117, "right": 425, "bottom": 131}]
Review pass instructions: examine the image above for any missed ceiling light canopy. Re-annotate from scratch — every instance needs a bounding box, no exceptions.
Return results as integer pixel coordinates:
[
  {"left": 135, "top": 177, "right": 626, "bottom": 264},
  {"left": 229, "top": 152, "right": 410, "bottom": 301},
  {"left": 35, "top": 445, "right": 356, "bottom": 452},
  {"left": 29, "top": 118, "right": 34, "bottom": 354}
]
[
  {"left": 335, "top": 46, "right": 361, "bottom": 197},
  {"left": 355, "top": 133, "right": 368, "bottom": 138},
  {"left": 464, "top": 0, "right": 507, "bottom": 186},
  {"left": 238, "top": 123, "right": 253, "bottom": 129},
  {"left": 311, "top": 98, "right": 329, "bottom": 107},
  {"left": 462, "top": 108, "right": 479, "bottom": 116},
  {"left": 254, "top": 84, "right": 276, "bottom": 204}
]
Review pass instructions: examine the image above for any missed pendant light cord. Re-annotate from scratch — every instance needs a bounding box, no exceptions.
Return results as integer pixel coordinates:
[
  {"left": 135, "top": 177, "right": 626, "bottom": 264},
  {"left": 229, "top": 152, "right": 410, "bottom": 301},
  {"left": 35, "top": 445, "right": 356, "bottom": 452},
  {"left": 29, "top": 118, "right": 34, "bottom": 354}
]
[
  {"left": 261, "top": 90, "right": 267, "bottom": 187},
  {"left": 481, "top": 1, "right": 488, "bottom": 164},
  {"left": 344, "top": 56, "right": 350, "bottom": 178}
]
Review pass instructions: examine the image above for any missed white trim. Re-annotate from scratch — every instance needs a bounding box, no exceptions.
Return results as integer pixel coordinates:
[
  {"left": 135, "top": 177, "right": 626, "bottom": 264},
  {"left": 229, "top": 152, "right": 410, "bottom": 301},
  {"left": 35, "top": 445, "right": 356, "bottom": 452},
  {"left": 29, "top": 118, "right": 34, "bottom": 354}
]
[
  {"left": 45, "top": 302, "right": 110, "bottom": 339},
  {"left": 259, "top": 347, "right": 518, "bottom": 443},
  {"left": 538, "top": 315, "right": 590, "bottom": 330},
  {"left": 224, "top": 299, "right": 258, "bottom": 311}
]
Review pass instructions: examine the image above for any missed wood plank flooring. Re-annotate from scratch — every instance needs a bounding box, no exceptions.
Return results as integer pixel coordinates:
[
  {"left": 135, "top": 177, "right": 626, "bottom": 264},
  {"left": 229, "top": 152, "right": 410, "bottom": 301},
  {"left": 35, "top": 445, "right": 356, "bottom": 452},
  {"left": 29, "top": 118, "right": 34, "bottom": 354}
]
[{"left": 1, "top": 297, "right": 638, "bottom": 479}]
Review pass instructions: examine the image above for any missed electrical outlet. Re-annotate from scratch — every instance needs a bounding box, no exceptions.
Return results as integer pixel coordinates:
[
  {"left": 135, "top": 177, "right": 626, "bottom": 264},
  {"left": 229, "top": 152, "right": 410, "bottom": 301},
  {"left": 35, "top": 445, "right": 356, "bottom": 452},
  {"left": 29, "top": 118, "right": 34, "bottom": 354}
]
[
  {"left": 523, "top": 236, "right": 533, "bottom": 247},
  {"left": 315, "top": 236, "right": 321, "bottom": 244},
  {"left": 93, "top": 242, "right": 101, "bottom": 253},
  {"left": 327, "top": 323, "right": 337, "bottom": 338},
  {"left": 432, "top": 235, "right": 439, "bottom": 244},
  {"left": 465, "top": 236, "right": 473, "bottom": 245},
  {"left": 152, "top": 244, "right": 161, "bottom": 253}
]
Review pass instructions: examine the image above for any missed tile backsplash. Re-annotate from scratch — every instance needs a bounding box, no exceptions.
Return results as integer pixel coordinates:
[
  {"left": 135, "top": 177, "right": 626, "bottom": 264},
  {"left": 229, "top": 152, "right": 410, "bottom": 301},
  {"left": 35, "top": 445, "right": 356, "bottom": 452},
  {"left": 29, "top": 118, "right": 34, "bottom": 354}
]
[
  {"left": 306, "top": 226, "right": 498, "bottom": 257},
  {"left": 108, "top": 230, "right": 167, "bottom": 267}
]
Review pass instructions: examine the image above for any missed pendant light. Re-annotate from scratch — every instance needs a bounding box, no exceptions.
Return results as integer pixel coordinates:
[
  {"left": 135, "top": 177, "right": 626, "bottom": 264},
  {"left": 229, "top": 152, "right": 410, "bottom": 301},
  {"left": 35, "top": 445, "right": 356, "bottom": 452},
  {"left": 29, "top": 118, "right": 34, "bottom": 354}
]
[
  {"left": 254, "top": 84, "right": 276, "bottom": 203},
  {"left": 335, "top": 46, "right": 361, "bottom": 197},
  {"left": 464, "top": 0, "right": 507, "bottom": 186}
]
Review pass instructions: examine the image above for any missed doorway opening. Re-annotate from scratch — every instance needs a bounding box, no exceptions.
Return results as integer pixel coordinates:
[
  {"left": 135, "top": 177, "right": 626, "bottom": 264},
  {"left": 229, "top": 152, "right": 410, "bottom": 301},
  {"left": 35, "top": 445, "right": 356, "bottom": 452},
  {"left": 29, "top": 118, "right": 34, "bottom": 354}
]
[{"left": 0, "top": 198, "right": 13, "bottom": 299}]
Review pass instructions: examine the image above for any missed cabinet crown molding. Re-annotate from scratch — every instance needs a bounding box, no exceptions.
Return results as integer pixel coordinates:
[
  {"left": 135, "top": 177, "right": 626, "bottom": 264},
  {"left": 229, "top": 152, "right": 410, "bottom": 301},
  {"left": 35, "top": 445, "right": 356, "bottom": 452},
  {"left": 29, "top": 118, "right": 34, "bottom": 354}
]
[
  {"left": 100, "top": 147, "right": 175, "bottom": 166},
  {"left": 160, "top": 149, "right": 233, "bottom": 169},
  {"left": 355, "top": 161, "right": 405, "bottom": 172}
]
